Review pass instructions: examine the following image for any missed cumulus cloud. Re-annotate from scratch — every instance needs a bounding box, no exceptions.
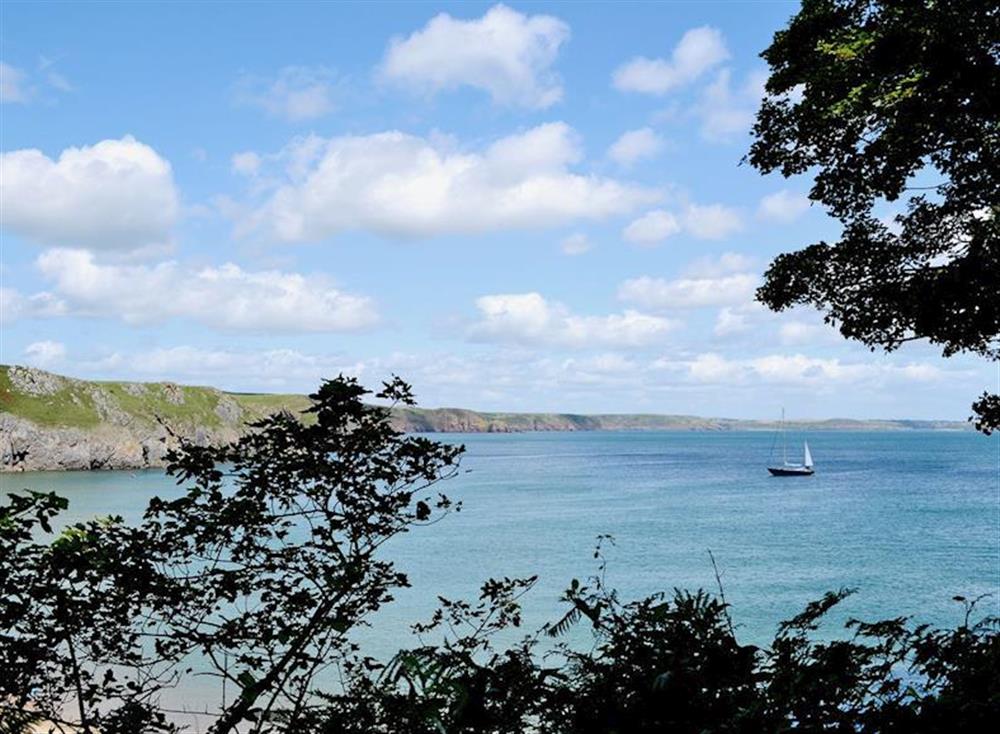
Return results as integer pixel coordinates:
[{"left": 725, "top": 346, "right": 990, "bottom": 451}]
[
  {"left": 710, "top": 300, "right": 770, "bottom": 337},
  {"left": 758, "top": 189, "right": 810, "bottom": 222},
  {"left": 32, "top": 248, "right": 378, "bottom": 332},
  {"left": 613, "top": 26, "right": 728, "bottom": 95},
  {"left": 234, "top": 66, "right": 337, "bottom": 122},
  {"left": 778, "top": 320, "right": 842, "bottom": 346},
  {"left": 622, "top": 210, "right": 681, "bottom": 246},
  {"left": 607, "top": 127, "right": 664, "bottom": 167},
  {"left": 238, "top": 122, "right": 660, "bottom": 242},
  {"left": 91, "top": 346, "right": 365, "bottom": 388},
  {"left": 560, "top": 232, "right": 591, "bottom": 255},
  {"left": 24, "top": 340, "right": 66, "bottom": 367},
  {"left": 0, "top": 136, "right": 179, "bottom": 253},
  {"left": 622, "top": 203, "right": 742, "bottom": 245},
  {"left": 676, "top": 353, "right": 945, "bottom": 386},
  {"left": 696, "top": 68, "right": 768, "bottom": 142},
  {"left": 469, "top": 292, "right": 677, "bottom": 348},
  {"left": 0, "top": 287, "right": 66, "bottom": 324},
  {"left": 619, "top": 272, "right": 758, "bottom": 310},
  {"left": 682, "top": 202, "right": 743, "bottom": 239},
  {"left": 619, "top": 252, "right": 759, "bottom": 313},
  {"left": 684, "top": 251, "right": 756, "bottom": 277},
  {"left": 0, "top": 62, "right": 27, "bottom": 102},
  {"left": 380, "top": 4, "right": 569, "bottom": 108},
  {"left": 61, "top": 342, "right": 969, "bottom": 416},
  {"left": 231, "top": 151, "right": 262, "bottom": 176}
]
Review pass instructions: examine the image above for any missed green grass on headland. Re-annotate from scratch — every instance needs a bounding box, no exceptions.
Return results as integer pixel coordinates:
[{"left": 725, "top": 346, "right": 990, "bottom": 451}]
[{"left": 0, "top": 365, "right": 973, "bottom": 434}]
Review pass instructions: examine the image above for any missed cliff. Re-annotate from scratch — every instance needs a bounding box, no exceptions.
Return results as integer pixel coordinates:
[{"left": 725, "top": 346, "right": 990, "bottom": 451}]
[{"left": 0, "top": 365, "right": 971, "bottom": 472}]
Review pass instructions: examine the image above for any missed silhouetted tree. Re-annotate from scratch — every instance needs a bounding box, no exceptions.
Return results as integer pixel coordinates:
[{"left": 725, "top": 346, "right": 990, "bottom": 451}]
[
  {"left": 309, "top": 541, "right": 1000, "bottom": 734},
  {"left": 747, "top": 0, "right": 999, "bottom": 432},
  {"left": 0, "top": 375, "right": 463, "bottom": 733},
  {"left": 3, "top": 379, "right": 997, "bottom": 734}
]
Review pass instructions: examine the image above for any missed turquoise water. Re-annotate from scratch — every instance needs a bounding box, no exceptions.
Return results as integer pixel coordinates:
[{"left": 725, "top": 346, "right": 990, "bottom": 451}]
[{"left": 4, "top": 430, "right": 998, "bottom": 719}]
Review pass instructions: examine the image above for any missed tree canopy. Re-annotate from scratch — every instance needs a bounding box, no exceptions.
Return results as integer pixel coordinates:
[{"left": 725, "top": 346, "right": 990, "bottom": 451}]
[{"left": 747, "top": 0, "right": 999, "bottom": 432}]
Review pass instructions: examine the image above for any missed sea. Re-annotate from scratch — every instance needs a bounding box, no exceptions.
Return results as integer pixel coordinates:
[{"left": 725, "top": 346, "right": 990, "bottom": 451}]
[{"left": 5, "top": 430, "right": 998, "bottom": 725}]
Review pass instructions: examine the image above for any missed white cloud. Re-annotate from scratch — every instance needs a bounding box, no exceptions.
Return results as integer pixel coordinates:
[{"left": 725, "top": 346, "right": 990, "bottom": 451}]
[
  {"left": 231, "top": 151, "right": 262, "bottom": 176},
  {"left": 24, "top": 340, "right": 66, "bottom": 367},
  {"left": 562, "top": 352, "right": 637, "bottom": 375},
  {"left": 0, "top": 62, "right": 27, "bottom": 102},
  {"left": 758, "top": 190, "right": 810, "bottom": 222},
  {"left": 100, "top": 346, "right": 365, "bottom": 387},
  {"left": 696, "top": 68, "right": 768, "bottom": 142},
  {"left": 679, "top": 353, "right": 946, "bottom": 386},
  {"left": 32, "top": 248, "right": 378, "bottom": 332},
  {"left": 619, "top": 272, "right": 758, "bottom": 310},
  {"left": 713, "top": 307, "right": 752, "bottom": 337},
  {"left": 622, "top": 210, "right": 680, "bottom": 246},
  {"left": 239, "top": 123, "right": 660, "bottom": 241},
  {"left": 613, "top": 26, "right": 728, "bottom": 95},
  {"left": 235, "top": 66, "right": 336, "bottom": 122},
  {"left": 622, "top": 203, "right": 742, "bottom": 244},
  {"left": 560, "top": 232, "right": 591, "bottom": 255},
  {"left": 470, "top": 292, "right": 677, "bottom": 348},
  {"left": 682, "top": 202, "right": 743, "bottom": 239},
  {"left": 684, "top": 251, "right": 756, "bottom": 278},
  {"left": 60, "top": 343, "right": 974, "bottom": 417},
  {"left": 778, "top": 320, "right": 842, "bottom": 346},
  {"left": 0, "top": 287, "right": 66, "bottom": 324},
  {"left": 607, "top": 127, "right": 664, "bottom": 167},
  {"left": 380, "top": 4, "right": 569, "bottom": 108},
  {"left": 0, "top": 136, "right": 179, "bottom": 253}
]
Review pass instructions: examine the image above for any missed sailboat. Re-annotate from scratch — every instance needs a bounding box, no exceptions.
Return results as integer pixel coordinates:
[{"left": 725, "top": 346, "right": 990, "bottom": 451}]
[{"left": 767, "top": 409, "right": 814, "bottom": 476}]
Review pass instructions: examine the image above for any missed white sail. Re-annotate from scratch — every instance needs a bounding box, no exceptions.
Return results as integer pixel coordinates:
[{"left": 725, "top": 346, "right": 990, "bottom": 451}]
[{"left": 803, "top": 441, "right": 813, "bottom": 468}]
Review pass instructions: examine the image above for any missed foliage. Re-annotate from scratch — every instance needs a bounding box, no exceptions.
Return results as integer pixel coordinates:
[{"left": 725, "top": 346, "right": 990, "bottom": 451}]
[
  {"left": 2, "top": 377, "right": 997, "bottom": 733},
  {"left": 0, "top": 375, "right": 463, "bottom": 733},
  {"left": 313, "top": 541, "right": 1000, "bottom": 734},
  {"left": 747, "top": 0, "right": 1000, "bottom": 432}
]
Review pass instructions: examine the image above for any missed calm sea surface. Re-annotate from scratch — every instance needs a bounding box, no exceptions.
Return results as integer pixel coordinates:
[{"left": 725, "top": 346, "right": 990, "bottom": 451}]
[{"left": 4, "top": 430, "right": 998, "bottom": 720}]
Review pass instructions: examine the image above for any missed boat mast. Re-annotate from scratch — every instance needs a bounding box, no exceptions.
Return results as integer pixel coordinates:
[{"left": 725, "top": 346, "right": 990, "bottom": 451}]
[{"left": 781, "top": 407, "right": 787, "bottom": 465}]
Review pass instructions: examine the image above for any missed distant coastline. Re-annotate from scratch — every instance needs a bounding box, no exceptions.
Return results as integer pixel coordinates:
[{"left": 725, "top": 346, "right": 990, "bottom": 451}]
[{"left": 0, "top": 364, "right": 973, "bottom": 472}]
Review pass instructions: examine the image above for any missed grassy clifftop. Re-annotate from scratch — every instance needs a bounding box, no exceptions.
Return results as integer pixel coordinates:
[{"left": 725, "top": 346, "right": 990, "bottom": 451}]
[
  {"left": 0, "top": 364, "right": 971, "bottom": 435},
  {"left": 0, "top": 365, "right": 309, "bottom": 431}
]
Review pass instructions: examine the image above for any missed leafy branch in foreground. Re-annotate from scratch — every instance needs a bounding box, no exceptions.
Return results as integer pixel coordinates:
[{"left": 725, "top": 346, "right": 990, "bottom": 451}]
[
  {"left": 2, "top": 376, "right": 997, "bottom": 733},
  {"left": 747, "top": 0, "right": 999, "bottom": 432},
  {"left": 312, "top": 549, "right": 999, "bottom": 733},
  {"left": 1, "top": 375, "right": 463, "bottom": 734}
]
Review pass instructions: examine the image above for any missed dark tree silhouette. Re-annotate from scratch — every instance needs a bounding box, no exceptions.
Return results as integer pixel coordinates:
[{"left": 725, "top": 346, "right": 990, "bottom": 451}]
[
  {"left": 305, "top": 539, "right": 1000, "bottom": 733},
  {"left": 0, "top": 375, "right": 463, "bottom": 733},
  {"left": 747, "top": 0, "right": 999, "bottom": 432},
  {"left": 3, "top": 381, "right": 998, "bottom": 734}
]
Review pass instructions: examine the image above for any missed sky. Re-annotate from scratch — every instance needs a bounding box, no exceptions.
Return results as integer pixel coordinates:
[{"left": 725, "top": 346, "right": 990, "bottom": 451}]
[{"left": 0, "top": 1, "right": 994, "bottom": 420}]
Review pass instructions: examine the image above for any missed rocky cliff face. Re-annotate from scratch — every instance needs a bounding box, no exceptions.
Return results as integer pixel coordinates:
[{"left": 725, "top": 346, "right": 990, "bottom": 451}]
[{"left": 1, "top": 366, "right": 248, "bottom": 472}]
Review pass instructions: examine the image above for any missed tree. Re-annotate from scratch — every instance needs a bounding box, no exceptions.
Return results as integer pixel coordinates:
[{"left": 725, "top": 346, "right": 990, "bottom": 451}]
[
  {"left": 747, "top": 0, "right": 999, "bottom": 432},
  {"left": 308, "top": 540, "right": 1000, "bottom": 733},
  {"left": 0, "top": 375, "right": 463, "bottom": 733}
]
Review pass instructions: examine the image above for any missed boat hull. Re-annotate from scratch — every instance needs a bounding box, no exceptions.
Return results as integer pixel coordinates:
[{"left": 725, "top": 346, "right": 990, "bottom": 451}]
[{"left": 767, "top": 466, "right": 814, "bottom": 477}]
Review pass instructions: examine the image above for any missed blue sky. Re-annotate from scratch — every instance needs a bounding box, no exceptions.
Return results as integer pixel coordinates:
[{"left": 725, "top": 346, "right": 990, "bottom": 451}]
[{"left": 1, "top": 1, "right": 994, "bottom": 419}]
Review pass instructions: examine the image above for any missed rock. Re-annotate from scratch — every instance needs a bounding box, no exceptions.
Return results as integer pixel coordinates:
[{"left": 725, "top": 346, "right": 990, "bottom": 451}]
[
  {"left": 123, "top": 382, "right": 148, "bottom": 397},
  {"left": 162, "top": 383, "right": 185, "bottom": 405},
  {"left": 7, "top": 366, "right": 65, "bottom": 396},
  {"left": 89, "top": 387, "right": 131, "bottom": 426},
  {"left": 214, "top": 396, "right": 243, "bottom": 424},
  {"left": 0, "top": 412, "right": 244, "bottom": 472}
]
